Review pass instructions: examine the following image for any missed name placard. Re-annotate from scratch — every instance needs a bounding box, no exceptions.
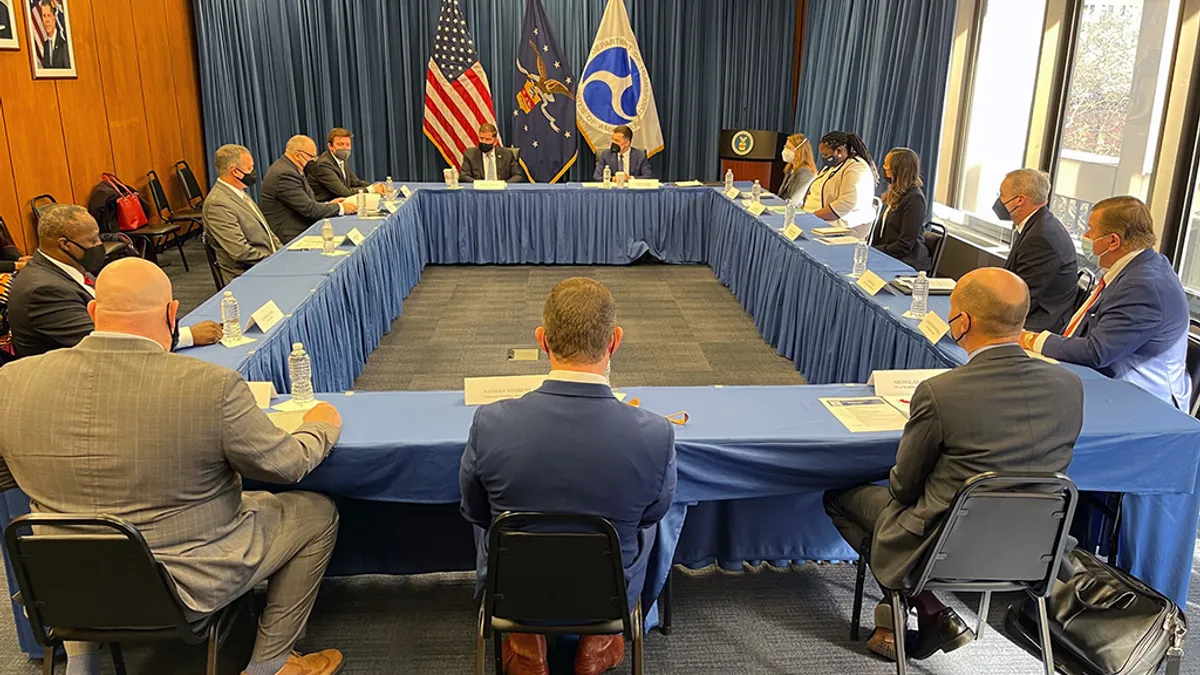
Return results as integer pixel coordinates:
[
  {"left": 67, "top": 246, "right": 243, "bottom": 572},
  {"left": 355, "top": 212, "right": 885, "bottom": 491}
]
[
  {"left": 246, "top": 300, "right": 284, "bottom": 334},
  {"left": 855, "top": 270, "right": 887, "bottom": 296},
  {"left": 464, "top": 374, "right": 548, "bottom": 406},
  {"left": 747, "top": 202, "right": 767, "bottom": 217},
  {"left": 474, "top": 180, "right": 507, "bottom": 191},
  {"left": 917, "top": 312, "right": 951, "bottom": 344},
  {"left": 724, "top": 187, "right": 740, "bottom": 199},
  {"left": 345, "top": 228, "right": 365, "bottom": 246},
  {"left": 400, "top": 185, "right": 413, "bottom": 199},
  {"left": 782, "top": 223, "right": 804, "bottom": 241}
]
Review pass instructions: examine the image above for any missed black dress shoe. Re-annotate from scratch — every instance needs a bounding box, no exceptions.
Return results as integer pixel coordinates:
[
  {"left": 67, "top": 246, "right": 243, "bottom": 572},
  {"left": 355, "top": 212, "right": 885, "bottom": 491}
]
[{"left": 910, "top": 608, "right": 975, "bottom": 660}]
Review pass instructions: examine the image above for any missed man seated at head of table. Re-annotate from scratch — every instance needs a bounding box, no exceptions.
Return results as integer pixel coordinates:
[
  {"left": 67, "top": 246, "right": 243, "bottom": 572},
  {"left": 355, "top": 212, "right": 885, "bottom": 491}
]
[
  {"left": 459, "top": 122, "right": 525, "bottom": 183},
  {"left": 203, "top": 143, "right": 281, "bottom": 285},
  {"left": 1021, "top": 196, "right": 1191, "bottom": 410},
  {"left": 260, "top": 134, "right": 359, "bottom": 243},
  {"left": 593, "top": 125, "right": 652, "bottom": 183},
  {"left": 305, "top": 127, "right": 389, "bottom": 202},
  {"left": 6, "top": 204, "right": 222, "bottom": 359},
  {"left": 459, "top": 277, "right": 677, "bottom": 675},
  {"left": 0, "top": 258, "right": 346, "bottom": 675},
  {"left": 824, "top": 267, "right": 1083, "bottom": 662}
]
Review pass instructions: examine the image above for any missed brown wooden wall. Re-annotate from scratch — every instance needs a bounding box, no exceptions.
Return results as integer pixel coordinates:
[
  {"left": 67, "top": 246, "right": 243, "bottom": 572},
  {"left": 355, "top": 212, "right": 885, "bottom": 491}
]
[{"left": 0, "top": 0, "right": 207, "bottom": 253}]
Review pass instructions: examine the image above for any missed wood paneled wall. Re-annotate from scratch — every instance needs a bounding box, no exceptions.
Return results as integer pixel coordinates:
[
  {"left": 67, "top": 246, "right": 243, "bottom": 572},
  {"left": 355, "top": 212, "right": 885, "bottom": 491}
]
[{"left": 0, "top": 0, "right": 207, "bottom": 252}]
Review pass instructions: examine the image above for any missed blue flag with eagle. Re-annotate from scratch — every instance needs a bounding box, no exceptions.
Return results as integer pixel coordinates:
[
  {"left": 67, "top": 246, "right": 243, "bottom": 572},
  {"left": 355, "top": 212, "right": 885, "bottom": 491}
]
[{"left": 512, "top": 0, "right": 576, "bottom": 183}]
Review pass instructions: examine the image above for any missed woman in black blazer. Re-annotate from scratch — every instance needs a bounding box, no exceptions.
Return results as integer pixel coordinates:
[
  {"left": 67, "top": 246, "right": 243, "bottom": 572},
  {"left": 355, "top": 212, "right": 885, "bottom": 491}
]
[
  {"left": 874, "top": 147, "right": 931, "bottom": 273},
  {"left": 0, "top": 222, "right": 26, "bottom": 274}
]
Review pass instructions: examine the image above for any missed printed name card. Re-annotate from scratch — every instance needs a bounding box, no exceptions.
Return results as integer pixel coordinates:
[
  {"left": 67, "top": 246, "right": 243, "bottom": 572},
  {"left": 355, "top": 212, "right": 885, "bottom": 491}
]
[
  {"left": 782, "top": 223, "right": 804, "bottom": 241},
  {"left": 344, "top": 228, "right": 366, "bottom": 246},
  {"left": 474, "top": 180, "right": 507, "bottom": 191},
  {"left": 383, "top": 201, "right": 399, "bottom": 214},
  {"left": 627, "top": 178, "right": 661, "bottom": 190},
  {"left": 724, "top": 186, "right": 740, "bottom": 200},
  {"left": 855, "top": 270, "right": 887, "bottom": 296},
  {"left": 246, "top": 300, "right": 284, "bottom": 334},
  {"left": 247, "top": 381, "right": 278, "bottom": 409},
  {"left": 464, "top": 374, "right": 548, "bottom": 406},
  {"left": 675, "top": 180, "right": 703, "bottom": 187},
  {"left": 399, "top": 185, "right": 413, "bottom": 199},
  {"left": 917, "top": 312, "right": 951, "bottom": 345},
  {"left": 867, "top": 369, "right": 950, "bottom": 397},
  {"left": 747, "top": 202, "right": 767, "bottom": 217}
]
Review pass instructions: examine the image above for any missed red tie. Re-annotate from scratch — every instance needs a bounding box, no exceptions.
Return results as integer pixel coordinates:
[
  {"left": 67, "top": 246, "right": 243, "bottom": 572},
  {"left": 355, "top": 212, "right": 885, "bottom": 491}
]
[
  {"left": 1064, "top": 278, "right": 1105, "bottom": 337},
  {"left": 83, "top": 275, "right": 95, "bottom": 287}
]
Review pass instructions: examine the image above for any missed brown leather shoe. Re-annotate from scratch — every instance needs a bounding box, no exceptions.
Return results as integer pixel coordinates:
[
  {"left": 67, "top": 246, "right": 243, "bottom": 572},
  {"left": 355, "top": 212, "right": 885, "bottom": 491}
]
[
  {"left": 575, "top": 635, "right": 625, "bottom": 675},
  {"left": 502, "top": 634, "right": 549, "bottom": 675},
  {"left": 241, "top": 649, "right": 344, "bottom": 675}
]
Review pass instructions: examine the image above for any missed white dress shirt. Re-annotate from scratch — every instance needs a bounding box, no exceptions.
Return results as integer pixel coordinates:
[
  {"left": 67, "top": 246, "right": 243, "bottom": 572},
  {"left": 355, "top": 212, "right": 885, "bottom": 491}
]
[
  {"left": 544, "top": 369, "right": 610, "bottom": 387},
  {"left": 619, "top": 149, "right": 630, "bottom": 175}
]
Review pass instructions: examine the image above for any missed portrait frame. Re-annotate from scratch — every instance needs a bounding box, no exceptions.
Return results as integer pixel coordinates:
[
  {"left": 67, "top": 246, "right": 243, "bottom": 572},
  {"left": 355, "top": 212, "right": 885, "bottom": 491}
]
[
  {"left": 27, "top": 0, "right": 76, "bottom": 79},
  {"left": 0, "top": 0, "right": 19, "bottom": 50}
]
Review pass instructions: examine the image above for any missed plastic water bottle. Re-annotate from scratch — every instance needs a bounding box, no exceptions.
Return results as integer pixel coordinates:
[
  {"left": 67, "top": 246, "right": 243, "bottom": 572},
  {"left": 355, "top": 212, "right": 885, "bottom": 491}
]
[
  {"left": 852, "top": 239, "right": 869, "bottom": 277},
  {"left": 385, "top": 175, "right": 394, "bottom": 201},
  {"left": 785, "top": 202, "right": 797, "bottom": 227},
  {"left": 752, "top": 179, "right": 762, "bottom": 205},
  {"left": 321, "top": 219, "right": 336, "bottom": 254},
  {"left": 724, "top": 169, "right": 734, "bottom": 193},
  {"left": 355, "top": 189, "right": 367, "bottom": 220},
  {"left": 288, "top": 342, "right": 315, "bottom": 406},
  {"left": 910, "top": 271, "right": 929, "bottom": 318},
  {"left": 220, "top": 291, "right": 242, "bottom": 341},
  {"left": 603, "top": 165, "right": 612, "bottom": 186}
]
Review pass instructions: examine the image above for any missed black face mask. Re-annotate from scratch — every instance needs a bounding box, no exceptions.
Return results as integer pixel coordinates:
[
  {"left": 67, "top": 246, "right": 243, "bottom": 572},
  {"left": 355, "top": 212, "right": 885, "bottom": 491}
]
[
  {"left": 166, "top": 305, "right": 179, "bottom": 352},
  {"left": 63, "top": 237, "right": 105, "bottom": 277},
  {"left": 822, "top": 154, "right": 839, "bottom": 167},
  {"left": 478, "top": 142, "right": 494, "bottom": 154},
  {"left": 948, "top": 312, "right": 970, "bottom": 344},
  {"left": 992, "top": 196, "right": 1016, "bottom": 222},
  {"left": 610, "top": 142, "right": 621, "bottom": 155},
  {"left": 236, "top": 168, "right": 258, "bottom": 188}
]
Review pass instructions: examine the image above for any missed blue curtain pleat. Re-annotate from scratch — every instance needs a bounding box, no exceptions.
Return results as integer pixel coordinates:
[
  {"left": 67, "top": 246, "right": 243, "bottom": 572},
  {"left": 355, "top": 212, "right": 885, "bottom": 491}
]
[
  {"left": 793, "top": 0, "right": 956, "bottom": 195},
  {"left": 193, "top": 0, "right": 797, "bottom": 184}
]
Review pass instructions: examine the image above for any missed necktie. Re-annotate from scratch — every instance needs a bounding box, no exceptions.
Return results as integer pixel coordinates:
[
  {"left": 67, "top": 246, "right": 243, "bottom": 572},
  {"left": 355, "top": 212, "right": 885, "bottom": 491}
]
[
  {"left": 1064, "top": 278, "right": 1106, "bottom": 337},
  {"left": 44, "top": 39, "right": 51, "bottom": 63},
  {"left": 239, "top": 191, "right": 276, "bottom": 252},
  {"left": 622, "top": 153, "right": 628, "bottom": 175},
  {"left": 485, "top": 153, "right": 497, "bottom": 181},
  {"left": 83, "top": 275, "right": 95, "bottom": 287}
]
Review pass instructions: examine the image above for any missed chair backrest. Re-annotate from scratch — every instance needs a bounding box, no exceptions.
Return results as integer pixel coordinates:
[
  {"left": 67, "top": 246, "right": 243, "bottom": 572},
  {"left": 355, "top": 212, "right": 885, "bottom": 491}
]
[
  {"left": 174, "top": 161, "right": 204, "bottom": 210},
  {"left": 1074, "top": 268, "right": 1098, "bottom": 311},
  {"left": 911, "top": 472, "right": 1077, "bottom": 597},
  {"left": 1186, "top": 336, "right": 1200, "bottom": 418},
  {"left": 30, "top": 194, "right": 57, "bottom": 223},
  {"left": 484, "top": 512, "right": 630, "bottom": 632},
  {"left": 145, "top": 170, "right": 173, "bottom": 221},
  {"left": 5, "top": 514, "right": 195, "bottom": 644},
  {"left": 923, "top": 222, "right": 947, "bottom": 276}
]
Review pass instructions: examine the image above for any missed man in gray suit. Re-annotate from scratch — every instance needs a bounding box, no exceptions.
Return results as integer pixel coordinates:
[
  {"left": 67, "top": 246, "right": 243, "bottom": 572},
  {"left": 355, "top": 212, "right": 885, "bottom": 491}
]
[
  {"left": 824, "top": 267, "right": 1082, "bottom": 662},
  {"left": 0, "top": 258, "right": 347, "bottom": 675},
  {"left": 260, "top": 135, "right": 357, "bottom": 243},
  {"left": 203, "top": 144, "right": 281, "bottom": 284}
]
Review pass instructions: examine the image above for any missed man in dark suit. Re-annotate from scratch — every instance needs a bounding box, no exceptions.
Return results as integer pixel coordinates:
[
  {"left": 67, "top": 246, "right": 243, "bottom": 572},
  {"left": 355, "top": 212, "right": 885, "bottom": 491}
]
[
  {"left": 459, "top": 278, "right": 677, "bottom": 675},
  {"left": 994, "top": 169, "right": 1077, "bottom": 332},
  {"left": 36, "top": 0, "right": 70, "bottom": 70},
  {"left": 260, "top": 135, "right": 357, "bottom": 243},
  {"left": 7, "top": 204, "right": 221, "bottom": 358},
  {"left": 305, "top": 127, "right": 385, "bottom": 202},
  {"left": 825, "top": 267, "right": 1083, "bottom": 662},
  {"left": 593, "top": 125, "right": 652, "bottom": 181},
  {"left": 458, "top": 123, "right": 523, "bottom": 183},
  {"left": 1024, "top": 196, "right": 1191, "bottom": 409}
]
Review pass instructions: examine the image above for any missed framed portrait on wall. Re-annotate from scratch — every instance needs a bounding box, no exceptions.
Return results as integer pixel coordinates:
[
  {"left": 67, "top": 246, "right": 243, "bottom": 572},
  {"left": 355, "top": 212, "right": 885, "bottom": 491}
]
[
  {"left": 27, "top": 0, "right": 75, "bottom": 78},
  {"left": 0, "top": 0, "right": 19, "bottom": 50}
]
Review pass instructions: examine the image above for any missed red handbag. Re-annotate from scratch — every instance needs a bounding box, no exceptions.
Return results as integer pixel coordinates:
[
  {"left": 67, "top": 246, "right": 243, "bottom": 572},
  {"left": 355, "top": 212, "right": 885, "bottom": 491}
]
[{"left": 101, "top": 173, "right": 148, "bottom": 232}]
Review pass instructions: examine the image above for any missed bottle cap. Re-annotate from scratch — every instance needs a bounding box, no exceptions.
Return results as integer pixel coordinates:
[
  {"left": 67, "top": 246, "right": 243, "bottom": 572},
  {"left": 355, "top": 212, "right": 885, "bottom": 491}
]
[
  {"left": 293, "top": 342, "right": 303, "bottom": 350},
  {"left": 223, "top": 291, "right": 233, "bottom": 297}
]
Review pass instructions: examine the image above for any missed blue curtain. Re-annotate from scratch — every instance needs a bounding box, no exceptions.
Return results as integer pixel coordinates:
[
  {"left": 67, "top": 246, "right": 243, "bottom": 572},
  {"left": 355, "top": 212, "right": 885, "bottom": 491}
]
[
  {"left": 793, "top": 0, "right": 956, "bottom": 193},
  {"left": 194, "top": 0, "right": 798, "bottom": 184}
]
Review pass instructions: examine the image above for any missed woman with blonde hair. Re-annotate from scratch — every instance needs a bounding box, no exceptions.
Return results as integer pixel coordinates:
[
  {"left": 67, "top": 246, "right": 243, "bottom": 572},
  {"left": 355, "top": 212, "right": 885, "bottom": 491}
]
[
  {"left": 874, "top": 147, "right": 930, "bottom": 272},
  {"left": 778, "top": 133, "right": 817, "bottom": 206}
]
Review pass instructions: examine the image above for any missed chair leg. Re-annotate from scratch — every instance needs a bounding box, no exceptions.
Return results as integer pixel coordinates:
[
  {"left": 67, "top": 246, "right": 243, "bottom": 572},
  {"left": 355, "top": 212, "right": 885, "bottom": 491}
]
[
  {"left": 976, "top": 591, "right": 992, "bottom": 641},
  {"left": 850, "top": 556, "right": 867, "bottom": 641},
  {"left": 492, "top": 631, "right": 503, "bottom": 675},
  {"left": 110, "top": 643, "right": 127, "bottom": 675},
  {"left": 1035, "top": 596, "right": 1055, "bottom": 675},
  {"left": 658, "top": 567, "right": 673, "bottom": 635},
  {"left": 632, "top": 602, "right": 644, "bottom": 675},
  {"left": 890, "top": 591, "right": 907, "bottom": 675},
  {"left": 207, "top": 621, "right": 220, "bottom": 675},
  {"left": 1109, "top": 494, "right": 1123, "bottom": 566},
  {"left": 175, "top": 234, "right": 190, "bottom": 271},
  {"left": 475, "top": 601, "right": 486, "bottom": 675},
  {"left": 42, "top": 646, "right": 55, "bottom": 675}
]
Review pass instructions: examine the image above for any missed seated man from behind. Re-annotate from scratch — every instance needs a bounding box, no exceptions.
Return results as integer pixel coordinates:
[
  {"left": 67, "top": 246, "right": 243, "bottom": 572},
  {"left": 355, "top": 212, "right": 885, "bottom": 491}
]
[
  {"left": 824, "top": 267, "right": 1082, "bottom": 662},
  {"left": 260, "top": 134, "right": 358, "bottom": 243},
  {"left": 0, "top": 258, "right": 345, "bottom": 675},
  {"left": 203, "top": 143, "right": 281, "bottom": 285},
  {"left": 459, "top": 278, "right": 677, "bottom": 675},
  {"left": 7, "top": 204, "right": 221, "bottom": 358},
  {"left": 305, "top": 127, "right": 387, "bottom": 202}
]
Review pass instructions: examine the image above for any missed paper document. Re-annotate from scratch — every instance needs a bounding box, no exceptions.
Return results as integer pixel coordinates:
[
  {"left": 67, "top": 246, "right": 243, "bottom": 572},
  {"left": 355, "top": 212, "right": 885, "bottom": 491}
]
[
  {"left": 892, "top": 276, "right": 957, "bottom": 295},
  {"left": 675, "top": 180, "right": 703, "bottom": 187},
  {"left": 868, "top": 369, "right": 950, "bottom": 397},
  {"left": 582, "top": 181, "right": 612, "bottom": 189},
  {"left": 320, "top": 249, "right": 350, "bottom": 257},
  {"left": 220, "top": 334, "right": 256, "bottom": 348},
  {"left": 273, "top": 398, "right": 320, "bottom": 412},
  {"left": 812, "top": 226, "right": 852, "bottom": 236},
  {"left": 464, "top": 374, "right": 548, "bottom": 405},
  {"left": 817, "top": 235, "right": 860, "bottom": 246},
  {"left": 882, "top": 396, "right": 912, "bottom": 418},
  {"left": 289, "top": 236, "right": 326, "bottom": 251},
  {"left": 820, "top": 397, "right": 910, "bottom": 432},
  {"left": 474, "top": 180, "right": 507, "bottom": 191},
  {"left": 627, "top": 178, "right": 661, "bottom": 190},
  {"left": 266, "top": 410, "right": 306, "bottom": 433}
]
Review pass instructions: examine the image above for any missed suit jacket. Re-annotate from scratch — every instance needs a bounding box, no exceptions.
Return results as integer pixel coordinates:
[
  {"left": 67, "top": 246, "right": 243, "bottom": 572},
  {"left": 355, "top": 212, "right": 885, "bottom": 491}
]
[
  {"left": 1004, "top": 206, "right": 1078, "bottom": 332},
  {"left": 0, "top": 334, "right": 339, "bottom": 613},
  {"left": 779, "top": 165, "right": 815, "bottom": 206},
  {"left": 875, "top": 187, "right": 931, "bottom": 272},
  {"left": 259, "top": 156, "right": 340, "bottom": 242},
  {"left": 305, "top": 150, "right": 371, "bottom": 201},
  {"left": 593, "top": 147, "right": 652, "bottom": 180},
  {"left": 459, "top": 146, "right": 524, "bottom": 183},
  {"left": 802, "top": 157, "right": 877, "bottom": 236},
  {"left": 459, "top": 379, "right": 677, "bottom": 609},
  {"left": 7, "top": 251, "right": 94, "bottom": 359},
  {"left": 41, "top": 32, "right": 69, "bottom": 70},
  {"left": 869, "top": 345, "right": 1082, "bottom": 589},
  {"left": 1042, "top": 249, "right": 1191, "bottom": 409},
  {"left": 202, "top": 181, "right": 281, "bottom": 285}
]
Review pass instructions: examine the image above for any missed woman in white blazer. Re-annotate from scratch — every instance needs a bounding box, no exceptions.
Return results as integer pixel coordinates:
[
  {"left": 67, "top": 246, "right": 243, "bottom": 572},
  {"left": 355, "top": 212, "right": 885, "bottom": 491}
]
[{"left": 802, "top": 131, "right": 879, "bottom": 237}]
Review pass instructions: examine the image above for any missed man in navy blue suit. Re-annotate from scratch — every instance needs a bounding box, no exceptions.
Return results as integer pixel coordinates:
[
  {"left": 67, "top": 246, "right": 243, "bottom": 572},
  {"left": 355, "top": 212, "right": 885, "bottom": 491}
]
[
  {"left": 459, "top": 277, "right": 676, "bottom": 675},
  {"left": 593, "top": 125, "right": 652, "bottom": 181},
  {"left": 1022, "top": 196, "right": 1191, "bottom": 409}
]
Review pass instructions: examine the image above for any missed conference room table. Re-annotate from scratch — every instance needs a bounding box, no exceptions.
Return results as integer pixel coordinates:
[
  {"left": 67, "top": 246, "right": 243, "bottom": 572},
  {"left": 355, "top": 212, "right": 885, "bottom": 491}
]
[{"left": 4, "top": 183, "right": 1200, "bottom": 655}]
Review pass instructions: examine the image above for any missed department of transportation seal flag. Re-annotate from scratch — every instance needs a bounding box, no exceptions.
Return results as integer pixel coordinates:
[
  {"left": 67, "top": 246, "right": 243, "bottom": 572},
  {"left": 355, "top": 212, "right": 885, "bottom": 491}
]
[
  {"left": 576, "top": 0, "right": 663, "bottom": 156},
  {"left": 512, "top": 0, "right": 577, "bottom": 183},
  {"left": 423, "top": 0, "right": 498, "bottom": 170}
]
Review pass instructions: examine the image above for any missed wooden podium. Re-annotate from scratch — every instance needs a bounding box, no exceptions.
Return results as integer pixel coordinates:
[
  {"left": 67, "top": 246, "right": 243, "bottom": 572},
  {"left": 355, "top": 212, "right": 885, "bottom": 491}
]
[{"left": 719, "top": 129, "right": 786, "bottom": 193}]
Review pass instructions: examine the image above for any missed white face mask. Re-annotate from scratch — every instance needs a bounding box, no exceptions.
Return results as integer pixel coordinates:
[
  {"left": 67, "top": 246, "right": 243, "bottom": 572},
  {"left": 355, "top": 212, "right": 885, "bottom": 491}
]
[{"left": 781, "top": 147, "right": 796, "bottom": 163}]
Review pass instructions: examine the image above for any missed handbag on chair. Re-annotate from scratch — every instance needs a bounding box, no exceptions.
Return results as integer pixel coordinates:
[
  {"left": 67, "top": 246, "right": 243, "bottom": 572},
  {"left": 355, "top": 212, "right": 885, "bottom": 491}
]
[{"left": 100, "top": 173, "right": 148, "bottom": 232}]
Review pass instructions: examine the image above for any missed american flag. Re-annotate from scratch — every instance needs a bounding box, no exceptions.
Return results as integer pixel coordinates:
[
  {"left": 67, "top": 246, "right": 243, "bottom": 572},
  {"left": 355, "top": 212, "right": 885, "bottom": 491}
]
[
  {"left": 29, "top": 0, "right": 62, "bottom": 60},
  {"left": 423, "top": 0, "right": 497, "bottom": 171}
]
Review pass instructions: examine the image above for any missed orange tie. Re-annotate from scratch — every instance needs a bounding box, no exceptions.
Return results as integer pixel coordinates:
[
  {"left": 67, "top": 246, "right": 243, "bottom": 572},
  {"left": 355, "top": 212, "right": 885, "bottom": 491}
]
[{"left": 1064, "top": 278, "right": 1106, "bottom": 337}]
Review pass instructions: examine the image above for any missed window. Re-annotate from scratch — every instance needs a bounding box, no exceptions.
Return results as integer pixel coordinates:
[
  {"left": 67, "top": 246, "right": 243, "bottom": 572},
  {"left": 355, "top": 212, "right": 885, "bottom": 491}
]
[
  {"left": 1049, "top": 0, "right": 1181, "bottom": 242},
  {"left": 1176, "top": 139, "right": 1200, "bottom": 311}
]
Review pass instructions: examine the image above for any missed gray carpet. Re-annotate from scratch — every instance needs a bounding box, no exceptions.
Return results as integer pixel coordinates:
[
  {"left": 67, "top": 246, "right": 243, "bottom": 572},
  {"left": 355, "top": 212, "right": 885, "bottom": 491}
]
[{"left": 353, "top": 264, "right": 807, "bottom": 392}]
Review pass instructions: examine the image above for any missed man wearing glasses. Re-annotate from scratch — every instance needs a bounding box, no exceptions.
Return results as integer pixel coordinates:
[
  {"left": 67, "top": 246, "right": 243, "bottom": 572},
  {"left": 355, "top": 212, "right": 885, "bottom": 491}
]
[{"left": 260, "top": 135, "right": 358, "bottom": 243}]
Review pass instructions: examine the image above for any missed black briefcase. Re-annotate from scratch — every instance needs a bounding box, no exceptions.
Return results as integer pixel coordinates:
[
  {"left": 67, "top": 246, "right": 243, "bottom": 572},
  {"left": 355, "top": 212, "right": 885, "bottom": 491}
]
[{"left": 1006, "top": 549, "right": 1186, "bottom": 675}]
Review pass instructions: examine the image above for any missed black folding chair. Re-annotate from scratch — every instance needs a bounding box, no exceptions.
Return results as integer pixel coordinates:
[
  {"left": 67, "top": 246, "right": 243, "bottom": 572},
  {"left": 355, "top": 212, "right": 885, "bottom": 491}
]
[
  {"left": 477, "top": 512, "right": 644, "bottom": 675},
  {"left": 30, "top": 194, "right": 57, "bottom": 223},
  {"left": 30, "top": 194, "right": 130, "bottom": 264},
  {"left": 5, "top": 513, "right": 248, "bottom": 675},
  {"left": 147, "top": 169, "right": 202, "bottom": 242},
  {"left": 175, "top": 160, "right": 206, "bottom": 211},
  {"left": 200, "top": 230, "right": 225, "bottom": 291},
  {"left": 923, "top": 222, "right": 947, "bottom": 277},
  {"left": 1074, "top": 268, "right": 1098, "bottom": 311},
  {"left": 849, "top": 472, "right": 1077, "bottom": 675}
]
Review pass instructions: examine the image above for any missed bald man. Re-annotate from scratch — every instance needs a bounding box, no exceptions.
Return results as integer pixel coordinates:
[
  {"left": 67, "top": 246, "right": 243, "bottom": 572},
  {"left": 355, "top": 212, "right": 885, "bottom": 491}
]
[
  {"left": 824, "top": 268, "right": 1083, "bottom": 662},
  {"left": 260, "top": 134, "right": 358, "bottom": 242},
  {"left": 0, "top": 258, "right": 347, "bottom": 675}
]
